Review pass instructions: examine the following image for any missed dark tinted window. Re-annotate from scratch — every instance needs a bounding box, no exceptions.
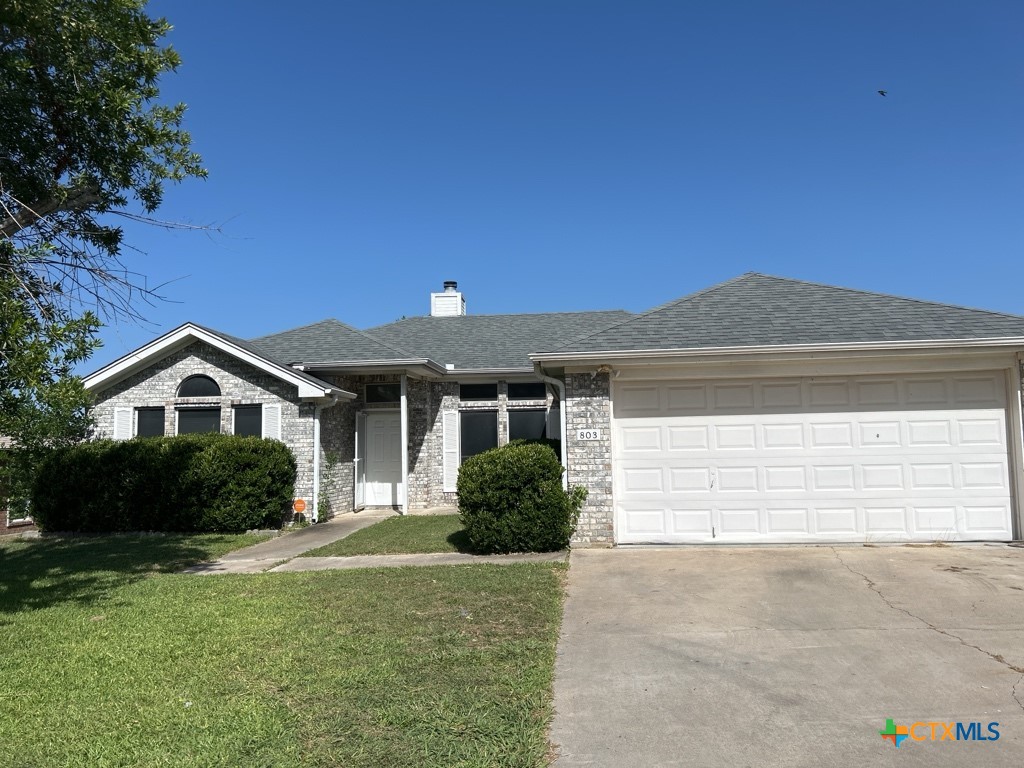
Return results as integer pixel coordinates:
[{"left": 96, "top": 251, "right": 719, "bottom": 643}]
[
  {"left": 460, "top": 383, "right": 498, "bottom": 401},
  {"left": 509, "top": 409, "right": 547, "bottom": 441},
  {"left": 234, "top": 405, "right": 262, "bottom": 437},
  {"left": 177, "top": 375, "right": 221, "bottom": 397},
  {"left": 136, "top": 408, "right": 165, "bottom": 438},
  {"left": 460, "top": 410, "right": 497, "bottom": 461},
  {"left": 366, "top": 383, "right": 401, "bottom": 403},
  {"left": 507, "top": 382, "right": 547, "bottom": 400},
  {"left": 178, "top": 407, "right": 221, "bottom": 434}
]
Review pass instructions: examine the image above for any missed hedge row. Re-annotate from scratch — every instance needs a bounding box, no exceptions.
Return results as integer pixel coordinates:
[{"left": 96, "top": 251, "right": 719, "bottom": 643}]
[
  {"left": 457, "top": 440, "right": 586, "bottom": 554},
  {"left": 31, "top": 434, "right": 296, "bottom": 533}
]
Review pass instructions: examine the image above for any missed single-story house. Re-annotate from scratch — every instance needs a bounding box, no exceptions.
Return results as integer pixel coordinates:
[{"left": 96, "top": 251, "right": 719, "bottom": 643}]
[{"left": 84, "top": 274, "right": 1024, "bottom": 545}]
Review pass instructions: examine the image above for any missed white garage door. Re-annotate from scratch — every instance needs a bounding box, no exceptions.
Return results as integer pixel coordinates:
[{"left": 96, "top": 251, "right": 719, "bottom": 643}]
[{"left": 612, "top": 373, "right": 1015, "bottom": 544}]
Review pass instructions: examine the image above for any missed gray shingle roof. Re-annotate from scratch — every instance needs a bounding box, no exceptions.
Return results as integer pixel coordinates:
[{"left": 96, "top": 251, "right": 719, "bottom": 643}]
[
  {"left": 549, "top": 273, "right": 1024, "bottom": 353},
  {"left": 249, "top": 319, "right": 413, "bottom": 364},
  {"left": 365, "top": 311, "right": 632, "bottom": 369},
  {"left": 189, "top": 323, "right": 342, "bottom": 392}
]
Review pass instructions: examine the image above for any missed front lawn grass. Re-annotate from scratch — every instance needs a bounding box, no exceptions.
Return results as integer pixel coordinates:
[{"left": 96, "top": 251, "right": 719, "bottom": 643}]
[
  {"left": 304, "top": 513, "right": 471, "bottom": 557},
  {"left": 0, "top": 533, "right": 564, "bottom": 767}
]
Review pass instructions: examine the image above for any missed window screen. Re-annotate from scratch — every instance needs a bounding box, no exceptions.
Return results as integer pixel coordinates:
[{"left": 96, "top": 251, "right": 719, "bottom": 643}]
[
  {"left": 136, "top": 408, "right": 165, "bottom": 438},
  {"left": 233, "top": 405, "right": 262, "bottom": 437},
  {"left": 460, "top": 383, "right": 498, "bottom": 401},
  {"left": 507, "top": 382, "right": 547, "bottom": 400},
  {"left": 178, "top": 407, "right": 221, "bottom": 434},
  {"left": 460, "top": 410, "right": 498, "bottom": 462},
  {"left": 508, "top": 409, "right": 547, "bottom": 442}
]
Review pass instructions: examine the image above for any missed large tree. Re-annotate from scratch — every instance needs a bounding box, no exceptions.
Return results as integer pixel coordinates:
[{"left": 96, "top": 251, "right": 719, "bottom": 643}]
[{"left": 0, "top": 0, "right": 205, "bottom": 503}]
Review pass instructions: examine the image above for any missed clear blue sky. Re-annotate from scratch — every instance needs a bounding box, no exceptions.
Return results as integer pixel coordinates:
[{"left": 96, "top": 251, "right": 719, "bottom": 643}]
[{"left": 89, "top": 0, "right": 1024, "bottom": 370}]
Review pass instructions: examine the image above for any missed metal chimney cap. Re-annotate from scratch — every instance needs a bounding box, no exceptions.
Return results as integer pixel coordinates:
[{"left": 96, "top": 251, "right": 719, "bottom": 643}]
[{"left": 443, "top": 280, "right": 458, "bottom": 292}]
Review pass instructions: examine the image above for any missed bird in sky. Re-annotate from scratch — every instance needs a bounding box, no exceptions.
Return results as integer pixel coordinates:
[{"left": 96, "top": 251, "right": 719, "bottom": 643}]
[{"left": 878, "top": 89, "right": 888, "bottom": 96}]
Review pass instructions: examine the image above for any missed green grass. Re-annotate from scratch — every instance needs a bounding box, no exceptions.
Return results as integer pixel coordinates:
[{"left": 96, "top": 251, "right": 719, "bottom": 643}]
[
  {"left": 0, "top": 533, "right": 565, "bottom": 767},
  {"left": 303, "top": 513, "right": 471, "bottom": 557}
]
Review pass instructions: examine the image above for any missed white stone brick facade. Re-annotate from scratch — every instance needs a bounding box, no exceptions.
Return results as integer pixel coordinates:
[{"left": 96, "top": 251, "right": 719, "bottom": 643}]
[
  {"left": 91, "top": 341, "right": 317, "bottom": 504},
  {"left": 91, "top": 343, "right": 591, "bottom": 531},
  {"left": 564, "top": 372, "right": 614, "bottom": 546}
]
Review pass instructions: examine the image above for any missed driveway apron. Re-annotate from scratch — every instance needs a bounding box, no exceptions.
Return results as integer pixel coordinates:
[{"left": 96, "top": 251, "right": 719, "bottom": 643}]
[{"left": 551, "top": 545, "right": 1024, "bottom": 767}]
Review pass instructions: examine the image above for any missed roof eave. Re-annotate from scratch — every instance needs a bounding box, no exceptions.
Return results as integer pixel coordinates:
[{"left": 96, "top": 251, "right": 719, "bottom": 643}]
[
  {"left": 83, "top": 323, "right": 349, "bottom": 400},
  {"left": 296, "top": 359, "right": 449, "bottom": 376},
  {"left": 531, "top": 337, "right": 1024, "bottom": 365},
  {"left": 444, "top": 367, "right": 535, "bottom": 376}
]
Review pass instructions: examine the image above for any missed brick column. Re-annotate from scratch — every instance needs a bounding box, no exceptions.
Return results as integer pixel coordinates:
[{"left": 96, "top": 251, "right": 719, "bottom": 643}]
[{"left": 565, "top": 372, "right": 614, "bottom": 546}]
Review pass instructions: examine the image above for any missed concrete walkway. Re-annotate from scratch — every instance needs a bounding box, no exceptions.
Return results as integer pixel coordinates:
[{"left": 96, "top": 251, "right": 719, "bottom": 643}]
[
  {"left": 184, "top": 510, "right": 394, "bottom": 574},
  {"left": 270, "top": 550, "right": 567, "bottom": 571},
  {"left": 183, "top": 510, "right": 567, "bottom": 574}
]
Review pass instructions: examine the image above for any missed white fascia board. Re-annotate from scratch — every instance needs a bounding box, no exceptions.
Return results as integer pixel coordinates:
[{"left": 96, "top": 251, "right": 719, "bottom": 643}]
[
  {"left": 83, "top": 323, "right": 351, "bottom": 400},
  {"left": 444, "top": 367, "right": 535, "bottom": 377},
  {"left": 530, "top": 337, "right": 1024, "bottom": 366},
  {"left": 298, "top": 359, "right": 448, "bottom": 376}
]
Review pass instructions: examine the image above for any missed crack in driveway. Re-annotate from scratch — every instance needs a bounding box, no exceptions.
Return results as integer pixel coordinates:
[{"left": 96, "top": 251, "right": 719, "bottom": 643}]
[{"left": 830, "top": 547, "right": 1024, "bottom": 714}]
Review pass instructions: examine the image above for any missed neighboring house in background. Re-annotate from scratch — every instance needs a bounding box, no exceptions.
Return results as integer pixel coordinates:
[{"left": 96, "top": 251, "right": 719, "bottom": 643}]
[{"left": 85, "top": 274, "right": 1024, "bottom": 546}]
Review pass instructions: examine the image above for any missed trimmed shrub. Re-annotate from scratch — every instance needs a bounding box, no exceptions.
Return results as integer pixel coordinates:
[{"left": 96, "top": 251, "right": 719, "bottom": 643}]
[
  {"left": 31, "top": 434, "right": 296, "bottom": 533},
  {"left": 457, "top": 442, "right": 587, "bottom": 554}
]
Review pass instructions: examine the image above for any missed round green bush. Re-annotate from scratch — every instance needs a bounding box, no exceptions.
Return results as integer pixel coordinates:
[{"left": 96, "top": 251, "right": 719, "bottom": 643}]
[
  {"left": 457, "top": 441, "right": 587, "bottom": 554},
  {"left": 31, "top": 434, "right": 296, "bottom": 533}
]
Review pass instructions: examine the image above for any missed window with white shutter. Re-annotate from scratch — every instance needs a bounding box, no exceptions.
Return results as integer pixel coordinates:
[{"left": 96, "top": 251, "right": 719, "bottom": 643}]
[
  {"left": 113, "top": 408, "right": 132, "bottom": 440},
  {"left": 262, "top": 404, "right": 282, "bottom": 440},
  {"left": 442, "top": 410, "right": 459, "bottom": 492}
]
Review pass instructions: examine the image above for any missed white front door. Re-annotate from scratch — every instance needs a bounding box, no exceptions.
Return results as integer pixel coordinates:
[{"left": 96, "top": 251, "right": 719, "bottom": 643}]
[
  {"left": 612, "top": 372, "right": 1014, "bottom": 544},
  {"left": 365, "top": 412, "right": 403, "bottom": 507}
]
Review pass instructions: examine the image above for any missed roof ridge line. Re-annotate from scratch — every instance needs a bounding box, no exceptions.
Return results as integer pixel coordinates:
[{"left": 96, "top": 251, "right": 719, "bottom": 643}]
[
  {"left": 365, "top": 309, "right": 630, "bottom": 326},
  {"left": 751, "top": 273, "right": 1024, "bottom": 321},
  {"left": 549, "top": 273, "right": 756, "bottom": 351},
  {"left": 249, "top": 317, "right": 355, "bottom": 342}
]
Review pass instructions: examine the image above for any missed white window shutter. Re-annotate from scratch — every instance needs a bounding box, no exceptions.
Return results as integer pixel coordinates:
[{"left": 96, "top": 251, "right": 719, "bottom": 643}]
[
  {"left": 442, "top": 410, "right": 460, "bottom": 492},
  {"left": 113, "top": 408, "right": 132, "bottom": 440},
  {"left": 262, "top": 404, "right": 281, "bottom": 440},
  {"left": 546, "top": 405, "right": 561, "bottom": 440}
]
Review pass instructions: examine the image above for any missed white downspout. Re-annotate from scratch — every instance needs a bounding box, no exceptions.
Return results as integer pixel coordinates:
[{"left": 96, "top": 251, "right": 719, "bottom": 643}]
[
  {"left": 400, "top": 374, "right": 409, "bottom": 514},
  {"left": 312, "top": 394, "right": 340, "bottom": 524},
  {"left": 535, "top": 366, "right": 569, "bottom": 490}
]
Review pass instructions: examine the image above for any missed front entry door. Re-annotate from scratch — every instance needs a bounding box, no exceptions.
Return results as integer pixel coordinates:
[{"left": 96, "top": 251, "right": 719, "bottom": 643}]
[{"left": 365, "top": 412, "right": 403, "bottom": 506}]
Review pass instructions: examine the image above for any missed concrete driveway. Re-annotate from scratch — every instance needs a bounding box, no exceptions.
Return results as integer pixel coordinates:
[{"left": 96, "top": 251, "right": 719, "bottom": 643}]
[{"left": 551, "top": 545, "right": 1024, "bottom": 767}]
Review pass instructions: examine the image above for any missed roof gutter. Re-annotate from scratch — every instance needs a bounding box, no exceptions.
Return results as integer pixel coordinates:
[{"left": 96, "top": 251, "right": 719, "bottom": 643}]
[
  {"left": 530, "top": 337, "right": 1024, "bottom": 365},
  {"left": 295, "top": 359, "right": 449, "bottom": 375}
]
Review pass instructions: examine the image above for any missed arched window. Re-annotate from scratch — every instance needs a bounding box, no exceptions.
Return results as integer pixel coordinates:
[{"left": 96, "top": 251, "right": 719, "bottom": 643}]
[{"left": 177, "top": 374, "right": 221, "bottom": 398}]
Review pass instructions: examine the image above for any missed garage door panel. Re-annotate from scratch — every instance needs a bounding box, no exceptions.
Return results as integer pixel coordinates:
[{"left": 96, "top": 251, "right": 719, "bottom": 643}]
[
  {"left": 612, "top": 372, "right": 1014, "bottom": 543},
  {"left": 963, "top": 505, "right": 1012, "bottom": 533},
  {"left": 764, "top": 466, "right": 806, "bottom": 491},
  {"left": 958, "top": 418, "right": 1003, "bottom": 446},
  {"left": 913, "top": 506, "right": 957, "bottom": 533},
  {"left": 860, "top": 421, "right": 901, "bottom": 447},
  {"left": 864, "top": 506, "right": 908, "bottom": 534},
  {"left": 669, "top": 467, "right": 710, "bottom": 492},
  {"left": 814, "top": 507, "right": 859, "bottom": 534},
  {"left": 767, "top": 508, "right": 810, "bottom": 533},
  {"left": 856, "top": 380, "right": 900, "bottom": 406},
  {"left": 669, "top": 508, "right": 713, "bottom": 535},
  {"left": 714, "top": 424, "right": 757, "bottom": 449},
  {"left": 954, "top": 376, "right": 999, "bottom": 404},
  {"left": 762, "top": 382, "right": 802, "bottom": 407},
  {"left": 762, "top": 423, "right": 804, "bottom": 448},
  {"left": 961, "top": 462, "right": 1006, "bottom": 489}
]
